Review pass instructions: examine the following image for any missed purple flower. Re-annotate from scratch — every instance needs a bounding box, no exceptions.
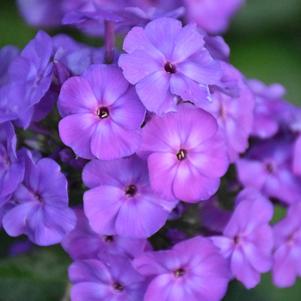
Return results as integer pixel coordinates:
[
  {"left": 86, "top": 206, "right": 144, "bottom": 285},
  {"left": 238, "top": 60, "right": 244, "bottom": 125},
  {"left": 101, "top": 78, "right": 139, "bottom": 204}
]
[
  {"left": 204, "top": 35, "right": 230, "bottom": 62},
  {"left": 17, "top": 0, "right": 64, "bottom": 28},
  {"left": 293, "top": 134, "right": 301, "bottom": 175},
  {"left": 140, "top": 105, "right": 229, "bottom": 202},
  {"left": 133, "top": 236, "right": 230, "bottom": 301},
  {"left": 248, "top": 79, "right": 292, "bottom": 139},
  {"left": 83, "top": 156, "right": 176, "bottom": 238},
  {"left": 236, "top": 137, "right": 301, "bottom": 204},
  {"left": 0, "top": 122, "right": 25, "bottom": 201},
  {"left": 3, "top": 31, "right": 53, "bottom": 128},
  {"left": 63, "top": 0, "right": 183, "bottom": 36},
  {"left": 53, "top": 34, "right": 104, "bottom": 77},
  {"left": 200, "top": 197, "right": 232, "bottom": 234},
  {"left": 69, "top": 255, "right": 146, "bottom": 301},
  {"left": 272, "top": 203, "right": 301, "bottom": 287},
  {"left": 2, "top": 150, "right": 76, "bottom": 246},
  {"left": 184, "top": 0, "right": 244, "bottom": 34},
  {"left": 62, "top": 208, "right": 148, "bottom": 260},
  {"left": 58, "top": 64, "right": 145, "bottom": 160},
  {"left": 119, "top": 17, "right": 221, "bottom": 114},
  {"left": 199, "top": 63, "right": 254, "bottom": 161},
  {"left": 0, "top": 45, "right": 19, "bottom": 86},
  {"left": 211, "top": 189, "right": 274, "bottom": 288}
]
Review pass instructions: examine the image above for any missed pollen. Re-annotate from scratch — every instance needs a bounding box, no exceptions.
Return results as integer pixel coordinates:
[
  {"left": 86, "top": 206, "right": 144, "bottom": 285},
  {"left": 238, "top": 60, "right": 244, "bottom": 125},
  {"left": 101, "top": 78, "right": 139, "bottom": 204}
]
[
  {"left": 176, "top": 149, "right": 187, "bottom": 161},
  {"left": 97, "top": 107, "right": 109, "bottom": 119},
  {"left": 164, "top": 62, "right": 176, "bottom": 74}
]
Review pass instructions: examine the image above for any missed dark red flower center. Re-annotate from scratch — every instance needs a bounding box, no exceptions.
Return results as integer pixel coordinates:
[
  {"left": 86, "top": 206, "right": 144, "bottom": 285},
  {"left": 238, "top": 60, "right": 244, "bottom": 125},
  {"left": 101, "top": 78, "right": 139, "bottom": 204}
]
[
  {"left": 125, "top": 184, "right": 137, "bottom": 197},
  {"left": 97, "top": 107, "right": 109, "bottom": 119},
  {"left": 174, "top": 267, "right": 185, "bottom": 278},
  {"left": 164, "top": 62, "right": 176, "bottom": 74},
  {"left": 104, "top": 235, "right": 114, "bottom": 243},
  {"left": 265, "top": 162, "right": 274, "bottom": 174},
  {"left": 176, "top": 149, "right": 187, "bottom": 161},
  {"left": 113, "top": 282, "right": 124, "bottom": 292}
]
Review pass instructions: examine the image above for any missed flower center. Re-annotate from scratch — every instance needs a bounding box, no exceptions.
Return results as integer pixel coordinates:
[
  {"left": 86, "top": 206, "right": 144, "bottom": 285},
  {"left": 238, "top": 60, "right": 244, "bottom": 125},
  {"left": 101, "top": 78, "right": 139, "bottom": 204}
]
[
  {"left": 174, "top": 268, "right": 185, "bottom": 278},
  {"left": 176, "top": 149, "right": 187, "bottom": 161},
  {"left": 125, "top": 184, "right": 137, "bottom": 197},
  {"left": 104, "top": 235, "right": 114, "bottom": 243},
  {"left": 164, "top": 62, "right": 176, "bottom": 74},
  {"left": 97, "top": 107, "right": 109, "bottom": 119},
  {"left": 113, "top": 282, "right": 124, "bottom": 292},
  {"left": 265, "top": 162, "right": 274, "bottom": 174}
]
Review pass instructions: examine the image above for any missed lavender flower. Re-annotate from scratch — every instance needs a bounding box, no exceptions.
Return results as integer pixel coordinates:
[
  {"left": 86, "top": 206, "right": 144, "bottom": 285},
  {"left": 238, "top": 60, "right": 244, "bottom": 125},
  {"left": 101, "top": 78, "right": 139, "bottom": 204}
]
[
  {"left": 17, "top": 0, "right": 64, "bottom": 27},
  {"left": 2, "top": 150, "right": 75, "bottom": 246},
  {"left": 58, "top": 64, "right": 145, "bottom": 160},
  {"left": 0, "top": 122, "right": 25, "bottom": 201},
  {"left": 140, "top": 105, "right": 229, "bottom": 202},
  {"left": 119, "top": 17, "right": 221, "bottom": 114},
  {"left": 248, "top": 79, "right": 292, "bottom": 139},
  {"left": 133, "top": 236, "right": 230, "bottom": 301},
  {"left": 62, "top": 208, "right": 148, "bottom": 260},
  {"left": 83, "top": 156, "right": 176, "bottom": 238},
  {"left": 184, "top": 0, "right": 244, "bottom": 34},
  {"left": 69, "top": 255, "right": 146, "bottom": 301},
  {"left": 211, "top": 189, "right": 274, "bottom": 288},
  {"left": 272, "top": 203, "right": 301, "bottom": 288},
  {"left": 4, "top": 31, "right": 54, "bottom": 128},
  {"left": 0, "top": 45, "right": 19, "bottom": 86},
  {"left": 199, "top": 63, "right": 255, "bottom": 161},
  {"left": 236, "top": 137, "right": 301, "bottom": 204}
]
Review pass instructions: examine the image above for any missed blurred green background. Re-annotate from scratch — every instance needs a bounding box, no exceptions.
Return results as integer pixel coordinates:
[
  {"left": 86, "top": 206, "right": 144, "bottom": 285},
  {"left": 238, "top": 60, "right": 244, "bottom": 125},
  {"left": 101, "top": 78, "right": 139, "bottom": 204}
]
[{"left": 1, "top": 0, "right": 301, "bottom": 300}]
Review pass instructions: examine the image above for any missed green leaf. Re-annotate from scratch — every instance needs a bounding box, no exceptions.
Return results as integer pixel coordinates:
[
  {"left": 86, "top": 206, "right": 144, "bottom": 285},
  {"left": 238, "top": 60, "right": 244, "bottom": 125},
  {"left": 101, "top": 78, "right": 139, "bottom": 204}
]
[
  {"left": 0, "top": 247, "right": 70, "bottom": 301},
  {"left": 224, "top": 274, "right": 301, "bottom": 301}
]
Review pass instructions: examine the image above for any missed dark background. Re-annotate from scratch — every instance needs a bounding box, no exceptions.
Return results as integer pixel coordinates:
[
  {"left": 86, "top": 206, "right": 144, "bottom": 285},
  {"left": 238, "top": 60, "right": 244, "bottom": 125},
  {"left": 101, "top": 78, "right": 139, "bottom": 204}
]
[{"left": 0, "top": 0, "right": 301, "bottom": 300}]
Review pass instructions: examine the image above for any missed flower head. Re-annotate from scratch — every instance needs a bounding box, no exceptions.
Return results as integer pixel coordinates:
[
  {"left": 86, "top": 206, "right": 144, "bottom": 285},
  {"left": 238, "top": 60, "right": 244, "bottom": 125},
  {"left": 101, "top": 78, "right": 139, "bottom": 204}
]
[
  {"left": 184, "top": 0, "right": 244, "bottom": 34},
  {"left": 2, "top": 150, "right": 76, "bottom": 246},
  {"left": 236, "top": 137, "right": 301, "bottom": 204},
  {"left": 83, "top": 155, "right": 176, "bottom": 238},
  {"left": 211, "top": 189, "right": 274, "bottom": 288},
  {"left": 0, "top": 122, "right": 25, "bottom": 201},
  {"left": 119, "top": 17, "right": 221, "bottom": 114},
  {"left": 3, "top": 31, "right": 54, "bottom": 128},
  {"left": 69, "top": 255, "right": 146, "bottom": 301},
  {"left": 248, "top": 79, "right": 292, "bottom": 139},
  {"left": 272, "top": 203, "right": 301, "bottom": 288},
  {"left": 140, "top": 105, "right": 229, "bottom": 202},
  {"left": 133, "top": 236, "right": 230, "bottom": 301},
  {"left": 62, "top": 208, "right": 148, "bottom": 260},
  {"left": 199, "top": 63, "right": 255, "bottom": 161},
  {"left": 58, "top": 64, "right": 145, "bottom": 160}
]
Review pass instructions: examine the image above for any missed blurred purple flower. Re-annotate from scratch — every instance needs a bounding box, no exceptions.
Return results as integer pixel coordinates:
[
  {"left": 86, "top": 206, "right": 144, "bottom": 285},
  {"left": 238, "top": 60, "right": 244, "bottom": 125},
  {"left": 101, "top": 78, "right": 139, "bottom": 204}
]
[
  {"left": 272, "top": 203, "right": 301, "bottom": 287},
  {"left": 184, "top": 0, "right": 244, "bottom": 34},
  {"left": 83, "top": 156, "right": 176, "bottom": 238},
  {"left": 69, "top": 255, "right": 146, "bottom": 301},
  {"left": 0, "top": 45, "right": 19, "bottom": 86},
  {"left": 17, "top": 0, "right": 64, "bottom": 27},
  {"left": 236, "top": 137, "right": 301, "bottom": 204},
  {"left": 248, "top": 79, "right": 293, "bottom": 139},
  {"left": 199, "top": 63, "right": 255, "bottom": 161},
  {"left": 0, "top": 122, "right": 25, "bottom": 201},
  {"left": 140, "top": 105, "right": 229, "bottom": 202},
  {"left": 119, "top": 17, "right": 221, "bottom": 114},
  {"left": 58, "top": 64, "right": 145, "bottom": 160},
  {"left": 2, "top": 150, "right": 76, "bottom": 246},
  {"left": 62, "top": 208, "right": 148, "bottom": 260},
  {"left": 133, "top": 236, "right": 230, "bottom": 301},
  {"left": 2, "top": 31, "right": 54, "bottom": 128},
  {"left": 200, "top": 197, "right": 232, "bottom": 234},
  {"left": 211, "top": 189, "right": 274, "bottom": 288}
]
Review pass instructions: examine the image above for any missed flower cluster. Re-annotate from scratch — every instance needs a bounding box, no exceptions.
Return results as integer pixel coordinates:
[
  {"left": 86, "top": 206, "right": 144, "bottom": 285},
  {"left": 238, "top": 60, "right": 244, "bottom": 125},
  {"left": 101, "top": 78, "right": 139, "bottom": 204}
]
[{"left": 0, "top": 0, "right": 300, "bottom": 300}]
